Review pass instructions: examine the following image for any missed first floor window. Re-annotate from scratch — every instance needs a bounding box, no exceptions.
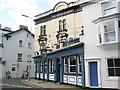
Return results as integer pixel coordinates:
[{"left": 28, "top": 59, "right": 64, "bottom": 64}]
[
  {"left": 107, "top": 58, "right": 120, "bottom": 76},
  {"left": 69, "top": 56, "right": 76, "bottom": 73},
  {"left": 104, "top": 21, "right": 116, "bottom": 42},
  {"left": 17, "top": 53, "right": 22, "bottom": 62}
]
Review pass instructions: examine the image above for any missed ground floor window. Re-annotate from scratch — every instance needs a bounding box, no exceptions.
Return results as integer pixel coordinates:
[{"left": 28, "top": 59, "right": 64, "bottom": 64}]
[
  {"left": 36, "top": 62, "right": 39, "bottom": 73},
  {"left": 40, "top": 62, "right": 43, "bottom": 72},
  {"left": 107, "top": 58, "right": 120, "bottom": 76},
  {"left": 49, "top": 60, "right": 54, "bottom": 73},
  {"left": 45, "top": 61, "right": 47, "bottom": 73},
  {"left": 69, "top": 56, "right": 76, "bottom": 73},
  {"left": 64, "top": 55, "right": 82, "bottom": 73},
  {"left": 64, "top": 57, "right": 68, "bottom": 73},
  {"left": 78, "top": 55, "right": 82, "bottom": 73}
]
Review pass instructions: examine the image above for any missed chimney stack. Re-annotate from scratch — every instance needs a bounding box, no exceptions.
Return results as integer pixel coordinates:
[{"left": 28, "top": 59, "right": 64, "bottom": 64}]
[{"left": 19, "top": 25, "right": 28, "bottom": 29}]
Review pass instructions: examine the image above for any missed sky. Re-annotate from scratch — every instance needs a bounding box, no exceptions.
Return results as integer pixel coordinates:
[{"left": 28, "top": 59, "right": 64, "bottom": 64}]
[{"left": 0, "top": 0, "right": 77, "bottom": 33}]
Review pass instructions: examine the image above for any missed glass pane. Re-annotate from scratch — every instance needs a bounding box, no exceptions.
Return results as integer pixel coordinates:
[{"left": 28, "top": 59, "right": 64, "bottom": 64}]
[
  {"left": 105, "top": 32, "right": 116, "bottom": 42},
  {"left": 79, "top": 56, "right": 81, "bottom": 64},
  {"left": 65, "top": 58, "right": 68, "bottom": 64},
  {"left": 70, "top": 66, "right": 76, "bottom": 72},
  {"left": 118, "top": 21, "right": 120, "bottom": 29},
  {"left": 104, "top": 8, "right": 116, "bottom": 16},
  {"left": 104, "top": 22, "right": 115, "bottom": 32},
  {"left": 107, "top": 59, "right": 114, "bottom": 67},
  {"left": 45, "top": 66, "right": 47, "bottom": 73},
  {"left": 108, "top": 68, "right": 115, "bottom": 76},
  {"left": 102, "top": 1, "right": 116, "bottom": 10},
  {"left": 65, "top": 65, "right": 68, "bottom": 72},
  {"left": 114, "top": 59, "right": 120, "bottom": 67},
  {"left": 70, "top": 57, "right": 76, "bottom": 65},
  {"left": 115, "top": 68, "right": 120, "bottom": 76},
  {"left": 79, "top": 65, "right": 81, "bottom": 73}
]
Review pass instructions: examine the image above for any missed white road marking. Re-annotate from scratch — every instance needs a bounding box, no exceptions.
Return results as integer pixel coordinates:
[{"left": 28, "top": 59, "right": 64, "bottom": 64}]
[{"left": 0, "top": 83, "right": 33, "bottom": 88}]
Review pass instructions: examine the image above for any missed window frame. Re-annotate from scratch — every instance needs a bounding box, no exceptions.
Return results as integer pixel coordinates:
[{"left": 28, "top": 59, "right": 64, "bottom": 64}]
[
  {"left": 107, "top": 58, "right": 120, "bottom": 77},
  {"left": 78, "top": 55, "right": 82, "bottom": 73},
  {"left": 49, "top": 60, "right": 54, "bottom": 73},
  {"left": 63, "top": 19, "right": 66, "bottom": 30},
  {"left": 64, "top": 57, "right": 68, "bottom": 73},
  {"left": 103, "top": 21, "right": 116, "bottom": 43},
  {"left": 17, "top": 53, "right": 22, "bottom": 62},
  {"left": 69, "top": 56, "right": 76, "bottom": 73},
  {"left": 97, "top": 19, "right": 119, "bottom": 45},
  {"left": 102, "top": 1, "right": 117, "bottom": 16},
  {"left": 40, "top": 25, "right": 46, "bottom": 36},
  {"left": 59, "top": 20, "right": 62, "bottom": 31},
  {"left": 19, "top": 40, "right": 23, "bottom": 47},
  {"left": 44, "top": 60, "right": 47, "bottom": 73},
  {"left": 40, "top": 61, "right": 43, "bottom": 72}
]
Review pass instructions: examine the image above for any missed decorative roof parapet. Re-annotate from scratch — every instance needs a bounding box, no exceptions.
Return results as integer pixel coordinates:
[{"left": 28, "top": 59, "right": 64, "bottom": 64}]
[{"left": 35, "top": 1, "right": 80, "bottom": 19}]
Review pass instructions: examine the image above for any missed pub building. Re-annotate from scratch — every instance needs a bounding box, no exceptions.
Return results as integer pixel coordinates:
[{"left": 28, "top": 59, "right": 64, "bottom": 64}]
[{"left": 33, "top": 1, "right": 85, "bottom": 87}]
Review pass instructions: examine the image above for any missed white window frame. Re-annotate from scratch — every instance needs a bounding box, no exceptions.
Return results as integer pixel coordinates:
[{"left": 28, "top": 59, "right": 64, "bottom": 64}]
[
  {"left": 64, "top": 57, "right": 68, "bottom": 73},
  {"left": 103, "top": 20, "right": 116, "bottom": 43},
  {"left": 69, "top": 56, "right": 76, "bottom": 73},
  {"left": 49, "top": 60, "right": 54, "bottom": 72},
  {"left": 97, "top": 19, "right": 119, "bottom": 45},
  {"left": 101, "top": 1, "right": 117, "bottom": 16},
  {"left": 107, "top": 58, "right": 120, "bottom": 77}
]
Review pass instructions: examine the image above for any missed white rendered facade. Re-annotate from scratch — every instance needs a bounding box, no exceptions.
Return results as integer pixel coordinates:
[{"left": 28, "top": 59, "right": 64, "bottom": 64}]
[
  {"left": 2, "top": 29, "right": 35, "bottom": 78},
  {"left": 0, "top": 29, "right": 12, "bottom": 78},
  {"left": 82, "top": 0, "right": 120, "bottom": 89}
]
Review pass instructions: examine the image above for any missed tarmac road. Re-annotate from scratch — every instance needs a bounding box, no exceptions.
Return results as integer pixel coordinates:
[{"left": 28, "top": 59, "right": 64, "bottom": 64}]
[{"left": 1, "top": 78, "right": 33, "bottom": 89}]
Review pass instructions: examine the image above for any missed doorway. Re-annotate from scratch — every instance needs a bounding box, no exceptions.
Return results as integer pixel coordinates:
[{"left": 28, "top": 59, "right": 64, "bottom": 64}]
[{"left": 89, "top": 62, "right": 98, "bottom": 87}]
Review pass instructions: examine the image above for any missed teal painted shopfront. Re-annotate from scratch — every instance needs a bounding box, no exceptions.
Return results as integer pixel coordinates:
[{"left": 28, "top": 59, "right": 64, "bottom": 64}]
[{"left": 33, "top": 43, "right": 85, "bottom": 87}]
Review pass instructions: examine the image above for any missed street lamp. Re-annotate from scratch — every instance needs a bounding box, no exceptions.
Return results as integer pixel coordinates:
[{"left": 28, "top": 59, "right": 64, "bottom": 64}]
[{"left": 22, "top": 14, "right": 32, "bottom": 81}]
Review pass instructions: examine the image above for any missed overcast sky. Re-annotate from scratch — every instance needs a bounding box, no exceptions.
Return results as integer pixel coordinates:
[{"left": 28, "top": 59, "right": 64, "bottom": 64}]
[{"left": 0, "top": 0, "right": 76, "bottom": 33}]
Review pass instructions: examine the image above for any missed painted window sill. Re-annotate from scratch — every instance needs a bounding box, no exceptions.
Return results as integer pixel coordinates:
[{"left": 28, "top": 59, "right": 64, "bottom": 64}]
[
  {"left": 97, "top": 41, "right": 119, "bottom": 47},
  {"left": 107, "top": 77, "right": 120, "bottom": 81}
]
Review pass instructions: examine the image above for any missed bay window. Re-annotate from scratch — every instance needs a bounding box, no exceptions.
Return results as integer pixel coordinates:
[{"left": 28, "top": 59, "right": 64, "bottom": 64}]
[{"left": 104, "top": 21, "right": 116, "bottom": 42}]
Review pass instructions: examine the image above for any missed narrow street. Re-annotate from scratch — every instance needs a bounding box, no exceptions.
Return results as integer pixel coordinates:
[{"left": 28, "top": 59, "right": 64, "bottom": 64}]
[{"left": 1, "top": 78, "right": 33, "bottom": 89}]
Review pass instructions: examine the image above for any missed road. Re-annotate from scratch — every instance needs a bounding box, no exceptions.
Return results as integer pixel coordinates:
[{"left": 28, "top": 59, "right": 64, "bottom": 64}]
[{"left": 1, "top": 78, "right": 33, "bottom": 89}]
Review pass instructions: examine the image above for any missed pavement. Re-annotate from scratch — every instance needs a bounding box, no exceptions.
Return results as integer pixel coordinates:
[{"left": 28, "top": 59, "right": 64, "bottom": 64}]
[{"left": 22, "top": 79, "right": 84, "bottom": 89}]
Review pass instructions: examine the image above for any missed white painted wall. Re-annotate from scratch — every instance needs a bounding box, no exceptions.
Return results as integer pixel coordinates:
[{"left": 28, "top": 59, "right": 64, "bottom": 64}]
[
  {"left": 83, "top": 1, "right": 120, "bottom": 89},
  {"left": 2, "top": 30, "right": 35, "bottom": 78},
  {"left": 0, "top": 29, "right": 11, "bottom": 78}
]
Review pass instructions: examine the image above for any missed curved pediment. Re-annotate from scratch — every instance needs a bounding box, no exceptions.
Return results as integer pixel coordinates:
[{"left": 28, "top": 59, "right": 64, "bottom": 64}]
[{"left": 53, "top": 2, "right": 68, "bottom": 12}]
